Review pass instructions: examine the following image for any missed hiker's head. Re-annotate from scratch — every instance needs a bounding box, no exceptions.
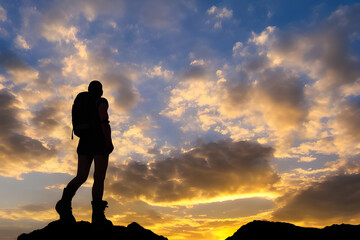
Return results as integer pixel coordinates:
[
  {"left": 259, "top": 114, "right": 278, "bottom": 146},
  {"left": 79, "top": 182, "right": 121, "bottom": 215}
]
[{"left": 88, "top": 80, "right": 103, "bottom": 98}]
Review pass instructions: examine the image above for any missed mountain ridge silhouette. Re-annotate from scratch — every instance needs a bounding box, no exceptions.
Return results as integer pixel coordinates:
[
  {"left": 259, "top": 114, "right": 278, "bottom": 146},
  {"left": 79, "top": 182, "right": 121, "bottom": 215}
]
[
  {"left": 17, "top": 220, "right": 167, "bottom": 240},
  {"left": 18, "top": 219, "right": 360, "bottom": 240},
  {"left": 226, "top": 220, "right": 360, "bottom": 240}
]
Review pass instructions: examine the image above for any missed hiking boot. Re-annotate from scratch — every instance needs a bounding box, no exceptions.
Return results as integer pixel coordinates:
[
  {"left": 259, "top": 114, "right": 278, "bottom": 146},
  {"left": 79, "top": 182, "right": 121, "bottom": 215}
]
[
  {"left": 55, "top": 188, "right": 76, "bottom": 223},
  {"left": 91, "top": 200, "right": 113, "bottom": 227}
]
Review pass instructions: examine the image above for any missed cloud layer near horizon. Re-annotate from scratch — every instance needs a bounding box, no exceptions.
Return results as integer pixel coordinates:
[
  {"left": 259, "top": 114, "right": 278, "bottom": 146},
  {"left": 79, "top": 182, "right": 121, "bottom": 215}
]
[
  {"left": 107, "top": 140, "right": 278, "bottom": 203},
  {"left": 273, "top": 170, "right": 360, "bottom": 225}
]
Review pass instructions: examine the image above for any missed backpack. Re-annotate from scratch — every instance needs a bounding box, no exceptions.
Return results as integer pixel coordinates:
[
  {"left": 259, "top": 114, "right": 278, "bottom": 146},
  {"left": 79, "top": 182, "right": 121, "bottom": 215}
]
[{"left": 71, "top": 92, "right": 96, "bottom": 138}]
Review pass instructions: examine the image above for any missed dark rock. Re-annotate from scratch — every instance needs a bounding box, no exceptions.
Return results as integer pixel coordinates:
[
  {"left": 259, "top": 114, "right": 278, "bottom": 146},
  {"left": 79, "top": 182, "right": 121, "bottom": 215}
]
[
  {"left": 226, "top": 220, "right": 360, "bottom": 240},
  {"left": 17, "top": 220, "right": 167, "bottom": 240}
]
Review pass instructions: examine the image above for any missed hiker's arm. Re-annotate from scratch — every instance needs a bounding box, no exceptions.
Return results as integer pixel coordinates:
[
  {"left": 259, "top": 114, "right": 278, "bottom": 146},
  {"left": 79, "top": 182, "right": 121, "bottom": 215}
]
[{"left": 98, "top": 102, "right": 114, "bottom": 154}]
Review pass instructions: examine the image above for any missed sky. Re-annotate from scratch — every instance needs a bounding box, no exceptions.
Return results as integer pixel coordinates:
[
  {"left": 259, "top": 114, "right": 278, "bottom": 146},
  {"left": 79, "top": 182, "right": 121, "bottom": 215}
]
[{"left": 0, "top": 0, "right": 360, "bottom": 239}]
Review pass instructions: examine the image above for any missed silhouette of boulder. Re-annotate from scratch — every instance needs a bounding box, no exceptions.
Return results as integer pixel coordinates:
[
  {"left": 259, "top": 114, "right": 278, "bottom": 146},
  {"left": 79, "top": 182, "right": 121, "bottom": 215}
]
[
  {"left": 226, "top": 220, "right": 360, "bottom": 240},
  {"left": 18, "top": 220, "right": 168, "bottom": 240}
]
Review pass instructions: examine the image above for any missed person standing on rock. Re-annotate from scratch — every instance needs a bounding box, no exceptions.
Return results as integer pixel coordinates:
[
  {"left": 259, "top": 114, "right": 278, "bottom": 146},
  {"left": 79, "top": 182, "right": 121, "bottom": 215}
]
[{"left": 56, "top": 80, "right": 114, "bottom": 226}]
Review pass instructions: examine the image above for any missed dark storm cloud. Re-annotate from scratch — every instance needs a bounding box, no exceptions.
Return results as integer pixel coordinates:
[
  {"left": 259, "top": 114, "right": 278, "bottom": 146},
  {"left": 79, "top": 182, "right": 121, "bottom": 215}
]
[
  {"left": 107, "top": 140, "right": 279, "bottom": 203},
  {"left": 273, "top": 173, "right": 360, "bottom": 222},
  {"left": 0, "top": 89, "right": 56, "bottom": 173}
]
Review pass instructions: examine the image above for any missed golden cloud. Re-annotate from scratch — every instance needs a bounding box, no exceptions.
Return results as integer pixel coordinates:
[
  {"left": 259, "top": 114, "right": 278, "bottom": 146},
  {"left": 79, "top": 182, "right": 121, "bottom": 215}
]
[
  {"left": 106, "top": 140, "right": 279, "bottom": 204},
  {"left": 0, "top": 89, "right": 57, "bottom": 177},
  {"left": 273, "top": 172, "right": 360, "bottom": 226}
]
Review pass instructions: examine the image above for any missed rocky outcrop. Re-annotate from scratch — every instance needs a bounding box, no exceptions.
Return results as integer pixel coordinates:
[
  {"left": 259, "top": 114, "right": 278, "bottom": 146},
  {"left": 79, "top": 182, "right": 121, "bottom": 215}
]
[
  {"left": 18, "top": 220, "right": 167, "bottom": 240},
  {"left": 226, "top": 220, "right": 360, "bottom": 240}
]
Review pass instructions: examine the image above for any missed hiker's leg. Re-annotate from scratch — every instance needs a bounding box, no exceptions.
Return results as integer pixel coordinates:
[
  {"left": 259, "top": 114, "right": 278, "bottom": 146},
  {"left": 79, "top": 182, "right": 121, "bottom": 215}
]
[
  {"left": 91, "top": 154, "right": 112, "bottom": 226},
  {"left": 92, "top": 154, "right": 109, "bottom": 202},
  {"left": 56, "top": 154, "right": 92, "bottom": 222},
  {"left": 66, "top": 154, "right": 93, "bottom": 195}
]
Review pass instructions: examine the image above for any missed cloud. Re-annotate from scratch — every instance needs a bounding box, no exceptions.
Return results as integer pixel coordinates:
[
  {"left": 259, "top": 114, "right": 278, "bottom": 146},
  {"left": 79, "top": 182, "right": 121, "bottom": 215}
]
[
  {"left": 51, "top": 21, "right": 140, "bottom": 113},
  {"left": 207, "top": 6, "right": 217, "bottom": 15},
  {"left": 334, "top": 99, "right": 360, "bottom": 142},
  {"left": 0, "top": 50, "right": 39, "bottom": 84},
  {"left": 31, "top": 101, "right": 63, "bottom": 133},
  {"left": 192, "top": 27, "right": 308, "bottom": 143},
  {"left": 221, "top": 5, "right": 360, "bottom": 154},
  {"left": 273, "top": 172, "right": 360, "bottom": 225},
  {"left": 107, "top": 140, "right": 279, "bottom": 203},
  {"left": 15, "top": 35, "right": 31, "bottom": 49},
  {"left": 0, "top": 0, "right": 143, "bottom": 178},
  {"left": 184, "top": 65, "right": 208, "bottom": 81},
  {"left": 207, "top": 6, "right": 233, "bottom": 19},
  {"left": 160, "top": 71, "right": 224, "bottom": 133},
  {"left": 61, "top": 38, "right": 90, "bottom": 79},
  {"left": 137, "top": 0, "right": 184, "bottom": 29},
  {"left": 40, "top": 0, "right": 124, "bottom": 29},
  {"left": 0, "top": 4, "right": 7, "bottom": 22},
  {"left": 254, "top": 69, "right": 307, "bottom": 131},
  {"left": 207, "top": 5, "right": 233, "bottom": 29},
  {"left": 145, "top": 65, "right": 174, "bottom": 81},
  {"left": 113, "top": 123, "right": 155, "bottom": 159},
  {"left": 0, "top": 89, "right": 56, "bottom": 177},
  {"left": 222, "top": 68, "right": 307, "bottom": 133},
  {"left": 330, "top": 98, "right": 360, "bottom": 154},
  {"left": 107, "top": 199, "right": 176, "bottom": 227},
  {"left": 156, "top": 3, "right": 360, "bottom": 161},
  {"left": 23, "top": 5, "right": 141, "bottom": 113},
  {"left": 187, "top": 197, "right": 274, "bottom": 219},
  {"left": 250, "top": 26, "right": 276, "bottom": 45},
  {"left": 0, "top": 218, "right": 43, "bottom": 240},
  {"left": 0, "top": 90, "right": 21, "bottom": 131},
  {"left": 190, "top": 59, "right": 205, "bottom": 66},
  {"left": 232, "top": 42, "right": 244, "bottom": 57},
  {"left": 266, "top": 6, "right": 360, "bottom": 91},
  {"left": 327, "top": 4, "right": 360, "bottom": 36},
  {"left": 0, "top": 203, "right": 55, "bottom": 221},
  {"left": 103, "top": 72, "right": 140, "bottom": 113}
]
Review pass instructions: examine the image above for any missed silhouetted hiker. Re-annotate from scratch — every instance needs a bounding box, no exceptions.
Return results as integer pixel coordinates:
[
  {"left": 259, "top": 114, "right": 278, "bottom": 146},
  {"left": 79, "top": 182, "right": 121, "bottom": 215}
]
[{"left": 56, "top": 80, "right": 114, "bottom": 227}]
